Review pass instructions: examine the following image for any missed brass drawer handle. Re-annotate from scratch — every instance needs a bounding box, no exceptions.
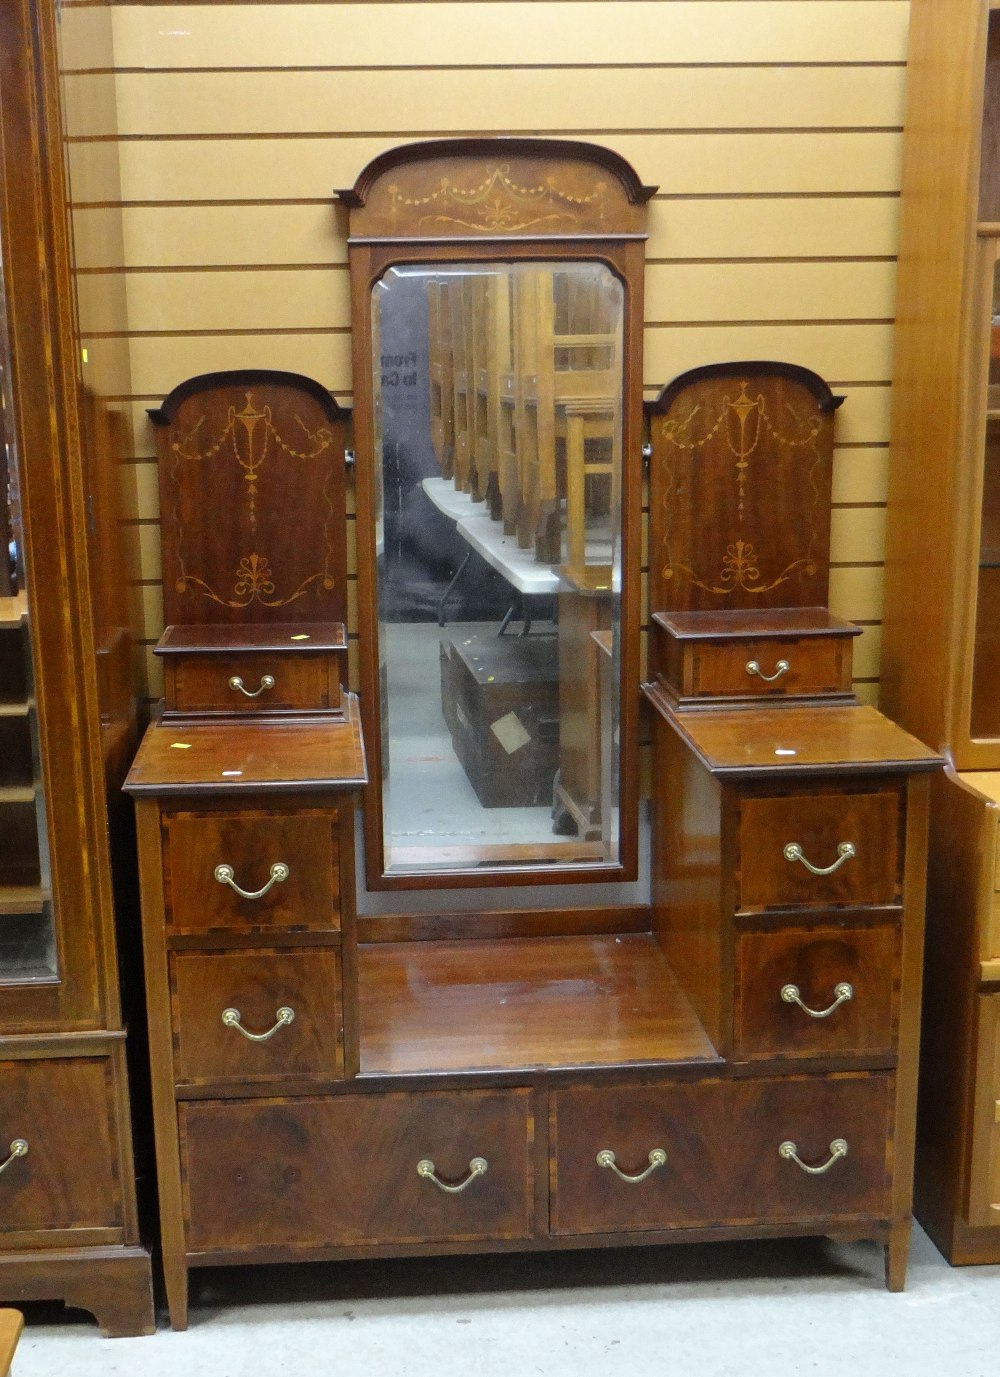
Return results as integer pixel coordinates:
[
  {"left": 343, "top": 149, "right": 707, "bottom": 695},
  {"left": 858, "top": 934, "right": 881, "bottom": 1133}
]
[
  {"left": 745, "top": 658, "right": 790, "bottom": 683},
  {"left": 596, "top": 1148, "right": 667, "bottom": 1183},
  {"left": 214, "top": 861, "right": 289, "bottom": 900},
  {"left": 783, "top": 841, "right": 856, "bottom": 876},
  {"left": 416, "top": 1156, "right": 488, "bottom": 1193},
  {"left": 780, "top": 982, "right": 854, "bottom": 1019},
  {"left": 228, "top": 674, "right": 275, "bottom": 698},
  {"left": 221, "top": 1006, "right": 295, "bottom": 1041},
  {"left": 779, "top": 1138, "right": 848, "bottom": 1175},
  {"left": 0, "top": 1139, "right": 28, "bottom": 1176}
]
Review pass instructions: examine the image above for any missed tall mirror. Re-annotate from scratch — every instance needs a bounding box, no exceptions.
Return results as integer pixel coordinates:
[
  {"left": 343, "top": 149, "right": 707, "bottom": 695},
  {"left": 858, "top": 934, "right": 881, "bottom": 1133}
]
[{"left": 340, "top": 140, "right": 653, "bottom": 887}]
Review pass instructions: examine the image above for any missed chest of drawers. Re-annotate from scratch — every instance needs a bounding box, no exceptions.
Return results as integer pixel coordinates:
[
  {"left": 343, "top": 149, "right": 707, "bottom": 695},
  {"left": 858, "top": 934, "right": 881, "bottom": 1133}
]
[{"left": 128, "top": 686, "right": 938, "bottom": 1329}]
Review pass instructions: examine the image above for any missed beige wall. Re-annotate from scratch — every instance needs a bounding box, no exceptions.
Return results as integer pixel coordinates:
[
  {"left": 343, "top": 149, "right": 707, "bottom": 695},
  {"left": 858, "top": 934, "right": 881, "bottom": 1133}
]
[{"left": 59, "top": 0, "right": 907, "bottom": 708}]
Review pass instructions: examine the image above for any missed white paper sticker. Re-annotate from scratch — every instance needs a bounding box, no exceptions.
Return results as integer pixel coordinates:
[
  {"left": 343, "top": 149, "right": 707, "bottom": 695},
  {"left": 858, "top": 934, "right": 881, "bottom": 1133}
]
[{"left": 491, "top": 711, "right": 532, "bottom": 755}]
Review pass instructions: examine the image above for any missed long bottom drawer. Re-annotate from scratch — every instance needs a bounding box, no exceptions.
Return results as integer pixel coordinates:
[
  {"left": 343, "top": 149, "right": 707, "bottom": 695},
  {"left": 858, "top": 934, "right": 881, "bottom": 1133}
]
[
  {"left": 179, "top": 1088, "right": 534, "bottom": 1253},
  {"left": 551, "top": 1073, "right": 893, "bottom": 1235}
]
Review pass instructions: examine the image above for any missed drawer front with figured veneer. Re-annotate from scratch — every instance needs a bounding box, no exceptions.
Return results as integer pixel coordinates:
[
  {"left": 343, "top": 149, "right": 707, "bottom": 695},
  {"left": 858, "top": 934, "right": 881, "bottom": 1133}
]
[
  {"left": 0, "top": 1058, "right": 124, "bottom": 1240},
  {"left": 551, "top": 1074, "right": 892, "bottom": 1235},
  {"left": 164, "top": 809, "right": 339, "bottom": 934},
  {"left": 180, "top": 1089, "right": 534, "bottom": 1254},
  {"left": 734, "top": 924, "right": 899, "bottom": 1060},
  {"left": 691, "top": 637, "right": 850, "bottom": 701},
  {"left": 739, "top": 790, "right": 900, "bottom": 911},
  {"left": 167, "top": 653, "right": 341, "bottom": 717},
  {"left": 171, "top": 949, "right": 343, "bottom": 1084}
]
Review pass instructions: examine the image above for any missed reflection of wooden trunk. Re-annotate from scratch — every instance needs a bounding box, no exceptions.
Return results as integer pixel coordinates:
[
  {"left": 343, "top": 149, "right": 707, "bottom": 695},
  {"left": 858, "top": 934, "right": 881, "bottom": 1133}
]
[
  {"left": 440, "top": 633, "right": 559, "bottom": 808},
  {"left": 555, "top": 589, "right": 610, "bottom": 839}
]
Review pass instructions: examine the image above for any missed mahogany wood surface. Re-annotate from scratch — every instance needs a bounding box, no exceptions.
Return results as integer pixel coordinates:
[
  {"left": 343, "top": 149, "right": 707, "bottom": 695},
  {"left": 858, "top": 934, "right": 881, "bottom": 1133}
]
[
  {"left": 163, "top": 808, "right": 340, "bottom": 934},
  {"left": 0, "top": 0, "right": 153, "bottom": 1332},
  {"left": 645, "top": 690, "right": 943, "bottom": 780},
  {"left": 124, "top": 697, "right": 367, "bottom": 796},
  {"left": 336, "top": 139, "right": 655, "bottom": 237},
  {"left": 0, "top": 1248, "right": 155, "bottom": 1339},
  {"left": 152, "top": 370, "right": 349, "bottom": 628},
  {"left": 551, "top": 1073, "right": 892, "bottom": 1235},
  {"left": 358, "top": 935, "right": 719, "bottom": 1075},
  {"left": 0, "top": 1059, "right": 123, "bottom": 1238},
  {"left": 650, "top": 709, "right": 728, "bottom": 1050},
  {"left": 164, "top": 651, "right": 343, "bottom": 718},
  {"left": 647, "top": 363, "right": 841, "bottom": 618},
  {"left": 357, "top": 905, "right": 651, "bottom": 946},
  {"left": 158, "top": 622, "right": 348, "bottom": 654},
  {"left": 738, "top": 788, "right": 901, "bottom": 911},
  {"left": 733, "top": 924, "right": 899, "bottom": 1060},
  {"left": 666, "top": 633, "right": 854, "bottom": 705},
  {"left": 180, "top": 1089, "right": 535, "bottom": 1252},
  {"left": 171, "top": 948, "right": 343, "bottom": 1084}
]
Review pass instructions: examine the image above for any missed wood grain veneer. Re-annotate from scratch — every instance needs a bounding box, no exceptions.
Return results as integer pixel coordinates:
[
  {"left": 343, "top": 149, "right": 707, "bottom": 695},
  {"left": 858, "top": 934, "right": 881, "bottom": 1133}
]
[{"left": 358, "top": 935, "right": 719, "bottom": 1075}]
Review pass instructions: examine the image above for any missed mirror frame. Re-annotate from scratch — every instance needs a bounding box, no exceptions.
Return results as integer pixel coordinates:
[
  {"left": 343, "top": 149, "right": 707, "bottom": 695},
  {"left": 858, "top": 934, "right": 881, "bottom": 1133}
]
[{"left": 337, "top": 138, "right": 655, "bottom": 890}]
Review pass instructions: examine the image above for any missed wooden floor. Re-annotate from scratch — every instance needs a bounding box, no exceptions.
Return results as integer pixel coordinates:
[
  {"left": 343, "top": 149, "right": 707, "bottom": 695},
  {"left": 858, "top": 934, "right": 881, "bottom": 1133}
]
[{"left": 358, "top": 933, "right": 719, "bottom": 1074}]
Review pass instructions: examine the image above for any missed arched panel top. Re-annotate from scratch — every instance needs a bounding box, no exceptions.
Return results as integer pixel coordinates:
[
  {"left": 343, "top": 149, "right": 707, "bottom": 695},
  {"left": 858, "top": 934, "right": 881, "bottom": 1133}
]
[
  {"left": 335, "top": 138, "right": 656, "bottom": 240},
  {"left": 148, "top": 369, "right": 345, "bottom": 428},
  {"left": 647, "top": 361, "right": 845, "bottom": 417}
]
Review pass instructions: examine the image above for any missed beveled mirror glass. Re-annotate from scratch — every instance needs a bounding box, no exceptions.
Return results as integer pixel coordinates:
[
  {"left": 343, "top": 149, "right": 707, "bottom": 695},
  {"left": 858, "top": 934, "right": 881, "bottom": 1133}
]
[
  {"left": 341, "top": 139, "right": 653, "bottom": 887},
  {"left": 373, "top": 260, "right": 623, "bottom": 877}
]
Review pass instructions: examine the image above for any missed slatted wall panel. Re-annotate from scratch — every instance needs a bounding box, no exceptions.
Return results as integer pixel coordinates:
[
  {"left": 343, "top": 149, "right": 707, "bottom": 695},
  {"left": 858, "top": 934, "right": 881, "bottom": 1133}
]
[{"left": 59, "top": 0, "right": 907, "bottom": 709}]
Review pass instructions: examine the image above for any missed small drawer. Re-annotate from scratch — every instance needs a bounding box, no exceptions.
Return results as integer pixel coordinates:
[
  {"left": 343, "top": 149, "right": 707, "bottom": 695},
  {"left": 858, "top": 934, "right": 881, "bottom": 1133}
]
[
  {"left": 163, "top": 808, "right": 339, "bottom": 934},
  {"left": 164, "top": 651, "right": 342, "bottom": 717},
  {"left": 180, "top": 1089, "right": 533, "bottom": 1253},
  {"left": 551, "top": 1074, "right": 891, "bottom": 1235},
  {"left": 0, "top": 1058, "right": 123, "bottom": 1239},
  {"left": 734, "top": 924, "right": 899, "bottom": 1060},
  {"left": 739, "top": 789, "right": 900, "bottom": 911},
  {"left": 171, "top": 948, "right": 343, "bottom": 1083},
  {"left": 688, "top": 636, "right": 851, "bottom": 700}
]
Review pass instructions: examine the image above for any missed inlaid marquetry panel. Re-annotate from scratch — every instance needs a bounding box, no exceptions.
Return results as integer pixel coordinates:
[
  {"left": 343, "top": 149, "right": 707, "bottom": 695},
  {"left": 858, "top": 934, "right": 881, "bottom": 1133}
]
[
  {"left": 150, "top": 370, "right": 348, "bottom": 626},
  {"left": 647, "top": 363, "right": 841, "bottom": 614}
]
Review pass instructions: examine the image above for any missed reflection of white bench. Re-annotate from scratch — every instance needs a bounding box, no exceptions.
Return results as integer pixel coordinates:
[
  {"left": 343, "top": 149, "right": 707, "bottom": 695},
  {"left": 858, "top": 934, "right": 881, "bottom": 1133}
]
[{"left": 422, "top": 477, "right": 557, "bottom": 630}]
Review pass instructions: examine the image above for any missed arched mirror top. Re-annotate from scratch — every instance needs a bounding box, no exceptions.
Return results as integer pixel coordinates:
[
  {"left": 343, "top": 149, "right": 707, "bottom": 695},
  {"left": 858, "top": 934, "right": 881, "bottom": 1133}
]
[{"left": 335, "top": 138, "right": 656, "bottom": 241}]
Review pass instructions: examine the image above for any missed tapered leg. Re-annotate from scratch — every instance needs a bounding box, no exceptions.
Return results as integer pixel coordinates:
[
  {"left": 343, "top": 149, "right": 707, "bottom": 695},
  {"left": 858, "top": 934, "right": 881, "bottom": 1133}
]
[{"left": 885, "top": 1218, "right": 911, "bottom": 1291}]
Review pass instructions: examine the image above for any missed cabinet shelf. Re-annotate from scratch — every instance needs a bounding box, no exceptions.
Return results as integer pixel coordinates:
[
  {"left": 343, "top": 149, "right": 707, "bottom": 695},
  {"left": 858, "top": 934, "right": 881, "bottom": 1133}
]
[{"left": 358, "top": 933, "right": 719, "bottom": 1075}]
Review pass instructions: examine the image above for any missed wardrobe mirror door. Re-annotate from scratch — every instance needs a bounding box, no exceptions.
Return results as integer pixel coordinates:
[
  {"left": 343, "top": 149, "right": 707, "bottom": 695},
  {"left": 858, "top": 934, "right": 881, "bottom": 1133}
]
[
  {"left": 371, "top": 260, "right": 624, "bottom": 879},
  {"left": 0, "top": 263, "right": 55, "bottom": 984}
]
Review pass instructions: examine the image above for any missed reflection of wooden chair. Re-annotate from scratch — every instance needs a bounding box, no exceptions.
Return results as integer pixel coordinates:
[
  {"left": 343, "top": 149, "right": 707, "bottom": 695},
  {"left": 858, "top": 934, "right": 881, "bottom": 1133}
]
[
  {"left": 475, "top": 269, "right": 512, "bottom": 520},
  {"left": 448, "top": 280, "right": 473, "bottom": 492},
  {"left": 552, "top": 270, "right": 621, "bottom": 589},
  {"left": 427, "top": 277, "right": 454, "bottom": 479}
]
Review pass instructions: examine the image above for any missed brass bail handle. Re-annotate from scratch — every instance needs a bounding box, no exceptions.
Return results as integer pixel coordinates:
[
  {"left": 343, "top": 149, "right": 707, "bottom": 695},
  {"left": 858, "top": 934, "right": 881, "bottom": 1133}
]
[
  {"left": 0, "top": 1139, "right": 28, "bottom": 1177},
  {"left": 229, "top": 673, "right": 275, "bottom": 698},
  {"left": 783, "top": 841, "right": 856, "bottom": 876},
  {"left": 416, "top": 1157, "right": 488, "bottom": 1193},
  {"left": 596, "top": 1147, "right": 667, "bottom": 1184},
  {"left": 214, "top": 861, "right": 290, "bottom": 900},
  {"left": 221, "top": 1007, "right": 295, "bottom": 1042},
  {"left": 745, "top": 658, "right": 790, "bottom": 683},
  {"left": 779, "top": 1138, "right": 848, "bottom": 1176},
  {"left": 780, "top": 982, "right": 854, "bottom": 1019}
]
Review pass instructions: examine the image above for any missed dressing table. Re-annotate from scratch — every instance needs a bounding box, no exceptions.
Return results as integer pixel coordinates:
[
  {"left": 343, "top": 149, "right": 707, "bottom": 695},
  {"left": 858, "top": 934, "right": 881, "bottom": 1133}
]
[{"left": 124, "top": 142, "right": 940, "bottom": 1329}]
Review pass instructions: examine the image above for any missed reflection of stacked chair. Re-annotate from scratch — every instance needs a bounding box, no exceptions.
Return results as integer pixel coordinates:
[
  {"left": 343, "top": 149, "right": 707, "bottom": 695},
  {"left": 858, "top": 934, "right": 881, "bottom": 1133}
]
[{"left": 426, "top": 266, "right": 621, "bottom": 587}]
